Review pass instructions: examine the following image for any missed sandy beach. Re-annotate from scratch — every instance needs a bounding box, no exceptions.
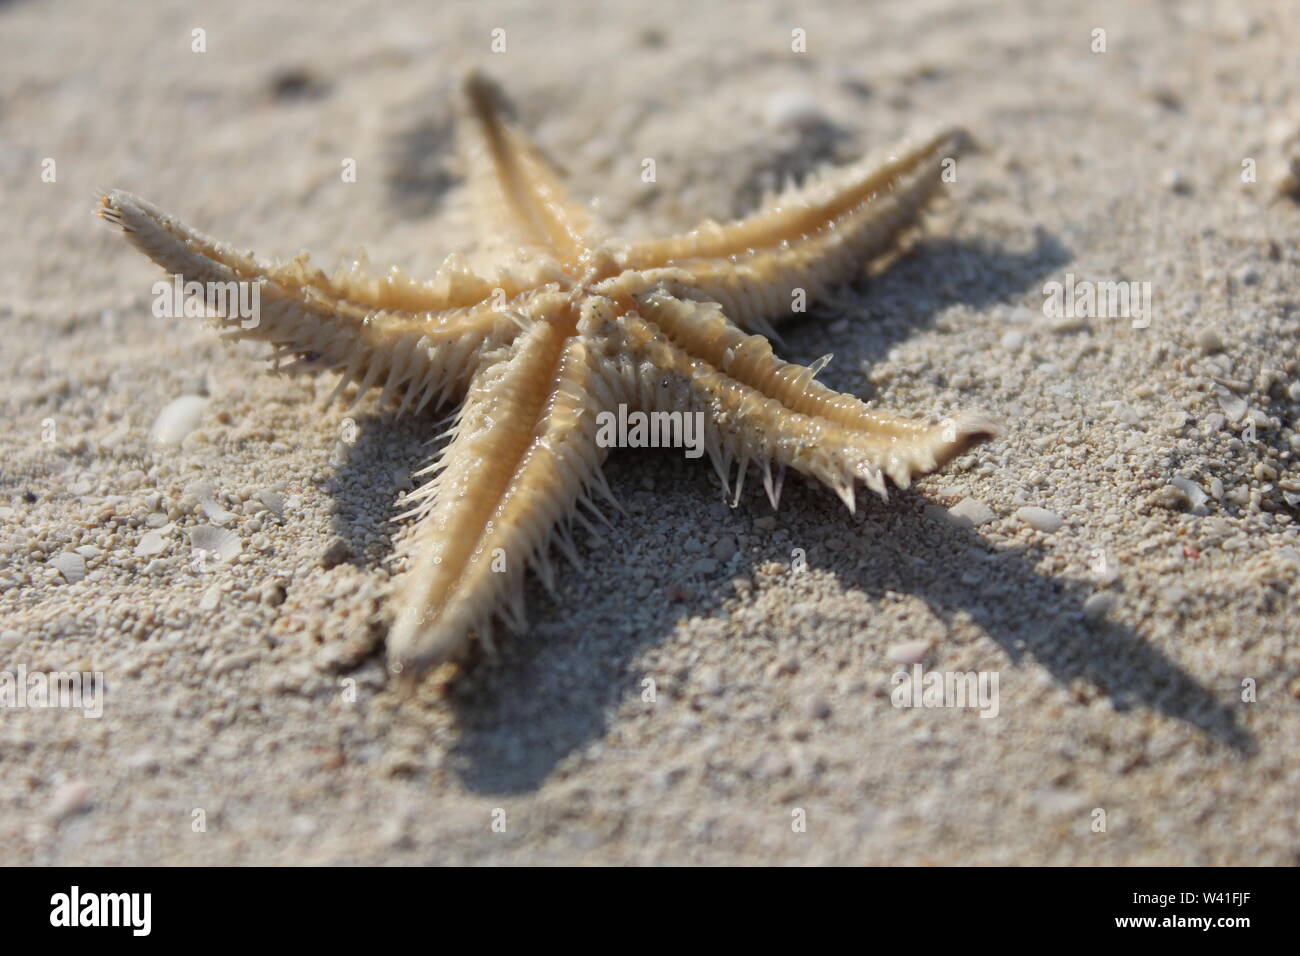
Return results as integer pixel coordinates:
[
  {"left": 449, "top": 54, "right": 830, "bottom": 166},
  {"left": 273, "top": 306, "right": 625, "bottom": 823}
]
[{"left": 1, "top": 0, "right": 1298, "bottom": 864}]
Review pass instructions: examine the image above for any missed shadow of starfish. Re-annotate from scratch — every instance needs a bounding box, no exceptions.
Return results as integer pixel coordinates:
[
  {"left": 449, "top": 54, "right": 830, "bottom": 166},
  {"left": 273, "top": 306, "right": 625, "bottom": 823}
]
[{"left": 324, "top": 229, "right": 1254, "bottom": 795}]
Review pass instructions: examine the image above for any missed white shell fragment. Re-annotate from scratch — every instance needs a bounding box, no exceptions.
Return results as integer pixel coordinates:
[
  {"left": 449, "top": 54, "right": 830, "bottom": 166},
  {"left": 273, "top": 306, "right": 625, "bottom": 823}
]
[
  {"left": 188, "top": 480, "right": 236, "bottom": 526},
  {"left": 49, "top": 552, "right": 86, "bottom": 584},
  {"left": 199, "top": 582, "right": 223, "bottom": 611},
  {"left": 1214, "top": 387, "right": 1247, "bottom": 423},
  {"left": 257, "top": 490, "right": 286, "bottom": 520},
  {"left": 1170, "top": 476, "right": 1208, "bottom": 510},
  {"left": 149, "top": 395, "right": 208, "bottom": 445},
  {"left": 189, "top": 525, "right": 242, "bottom": 564},
  {"left": 134, "top": 532, "right": 166, "bottom": 557}
]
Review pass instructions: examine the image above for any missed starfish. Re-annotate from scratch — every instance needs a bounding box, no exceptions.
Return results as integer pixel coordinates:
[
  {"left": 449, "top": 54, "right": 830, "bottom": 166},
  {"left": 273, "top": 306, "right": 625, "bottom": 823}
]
[{"left": 97, "top": 73, "right": 995, "bottom": 683}]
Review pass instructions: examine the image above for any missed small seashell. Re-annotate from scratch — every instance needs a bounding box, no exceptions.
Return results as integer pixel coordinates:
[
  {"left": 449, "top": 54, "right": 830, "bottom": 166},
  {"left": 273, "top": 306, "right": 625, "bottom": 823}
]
[
  {"left": 149, "top": 395, "right": 208, "bottom": 445},
  {"left": 189, "top": 525, "right": 242, "bottom": 564}
]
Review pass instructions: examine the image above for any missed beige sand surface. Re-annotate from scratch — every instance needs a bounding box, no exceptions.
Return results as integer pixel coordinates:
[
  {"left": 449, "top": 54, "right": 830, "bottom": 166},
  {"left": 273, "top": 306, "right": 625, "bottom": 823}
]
[{"left": 2, "top": 0, "right": 1298, "bottom": 864}]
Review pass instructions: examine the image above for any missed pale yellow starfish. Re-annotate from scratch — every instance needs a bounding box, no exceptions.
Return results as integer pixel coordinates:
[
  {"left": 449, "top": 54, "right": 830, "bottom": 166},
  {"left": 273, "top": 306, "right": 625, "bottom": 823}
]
[{"left": 98, "top": 73, "right": 995, "bottom": 682}]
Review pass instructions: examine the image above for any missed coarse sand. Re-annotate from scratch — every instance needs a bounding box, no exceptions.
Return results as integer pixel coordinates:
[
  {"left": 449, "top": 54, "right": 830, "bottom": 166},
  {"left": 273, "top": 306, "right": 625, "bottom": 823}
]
[{"left": 1, "top": 0, "right": 1298, "bottom": 864}]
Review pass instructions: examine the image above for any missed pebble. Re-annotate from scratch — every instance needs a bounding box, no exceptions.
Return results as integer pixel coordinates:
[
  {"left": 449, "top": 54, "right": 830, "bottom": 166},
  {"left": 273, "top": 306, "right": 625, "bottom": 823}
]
[
  {"left": 1015, "top": 506, "right": 1062, "bottom": 533},
  {"left": 712, "top": 536, "right": 736, "bottom": 562},
  {"left": 259, "top": 579, "right": 288, "bottom": 606},
  {"left": 1195, "top": 328, "right": 1224, "bottom": 354},
  {"left": 319, "top": 539, "right": 354, "bottom": 569},
  {"left": 1083, "top": 592, "right": 1116, "bottom": 623},
  {"left": 807, "top": 697, "right": 832, "bottom": 720},
  {"left": 149, "top": 395, "right": 208, "bottom": 445},
  {"left": 886, "top": 639, "right": 930, "bottom": 664},
  {"left": 764, "top": 89, "right": 828, "bottom": 130},
  {"left": 948, "top": 497, "right": 996, "bottom": 528},
  {"left": 124, "top": 750, "right": 160, "bottom": 772},
  {"left": 47, "top": 780, "right": 94, "bottom": 823},
  {"left": 693, "top": 557, "right": 719, "bottom": 575},
  {"left": 1162, "top": 169, "right": 1191, "bottom": 194},
  {"left": 1033, "top": 786, "right": 1088, "bottom": 816}
]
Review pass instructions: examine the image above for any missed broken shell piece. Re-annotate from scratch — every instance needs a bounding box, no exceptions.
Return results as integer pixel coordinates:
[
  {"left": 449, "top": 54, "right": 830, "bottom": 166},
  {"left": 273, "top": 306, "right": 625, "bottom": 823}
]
[
  {"left": 189, "top": 525, "right": 242, "bottom": 564},
  {"left": 257, "top": 490, "right": 286, "bottom": 520},
  {"left": 188, "top": 480, "right": 236, "bottom": 526},
  {"left": 150, "top": 395, "right": 208, "bottom": 445},
  {"left": 49, "top": 552, "right": 86, "bottom": 584}
]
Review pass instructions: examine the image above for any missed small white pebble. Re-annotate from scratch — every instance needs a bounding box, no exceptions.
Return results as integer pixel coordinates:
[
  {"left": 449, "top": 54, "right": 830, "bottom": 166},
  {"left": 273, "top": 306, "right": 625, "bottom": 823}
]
[
  {"left": 47, "top": 780, "right": 94, "bottom": 823},
  {"left": 887, "top": 640, "right": 930, "bottom": 664},
  {"left": 1195, "top": 328, "right": 1224, "bottom": 354},
  {"left": 948, "top": 497, "right": 996, "bottom": 528},
  {"left": 1015, "top": 506, "right": 1062, "bottom": 533},
  {"left": 1083, "top": 592, "right": 1116, "bottom": 623},
  {"left": 764, "top": 89, "right": 828, "bottom": 130},
  {"left": 1163, "top": 169, "right": 1191, "bottom": 194}
]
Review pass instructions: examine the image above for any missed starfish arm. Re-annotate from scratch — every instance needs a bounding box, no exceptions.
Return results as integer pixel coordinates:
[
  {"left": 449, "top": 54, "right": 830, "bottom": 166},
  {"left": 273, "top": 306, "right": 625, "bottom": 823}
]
[
  {"left": 97, "top": 189, "right": 532, "bottom": 413},
  {"left": 612, "top": 128, "right": 965, "bottom": 332},
  {"left": 457, "top": 71, "right": 604, "bottom": 264},
  {"left": 599, "top": 289, "right": 996, "bottom": 510},
  {"left": 386, "top": 315, "right": 625, "bottom": 677}
]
